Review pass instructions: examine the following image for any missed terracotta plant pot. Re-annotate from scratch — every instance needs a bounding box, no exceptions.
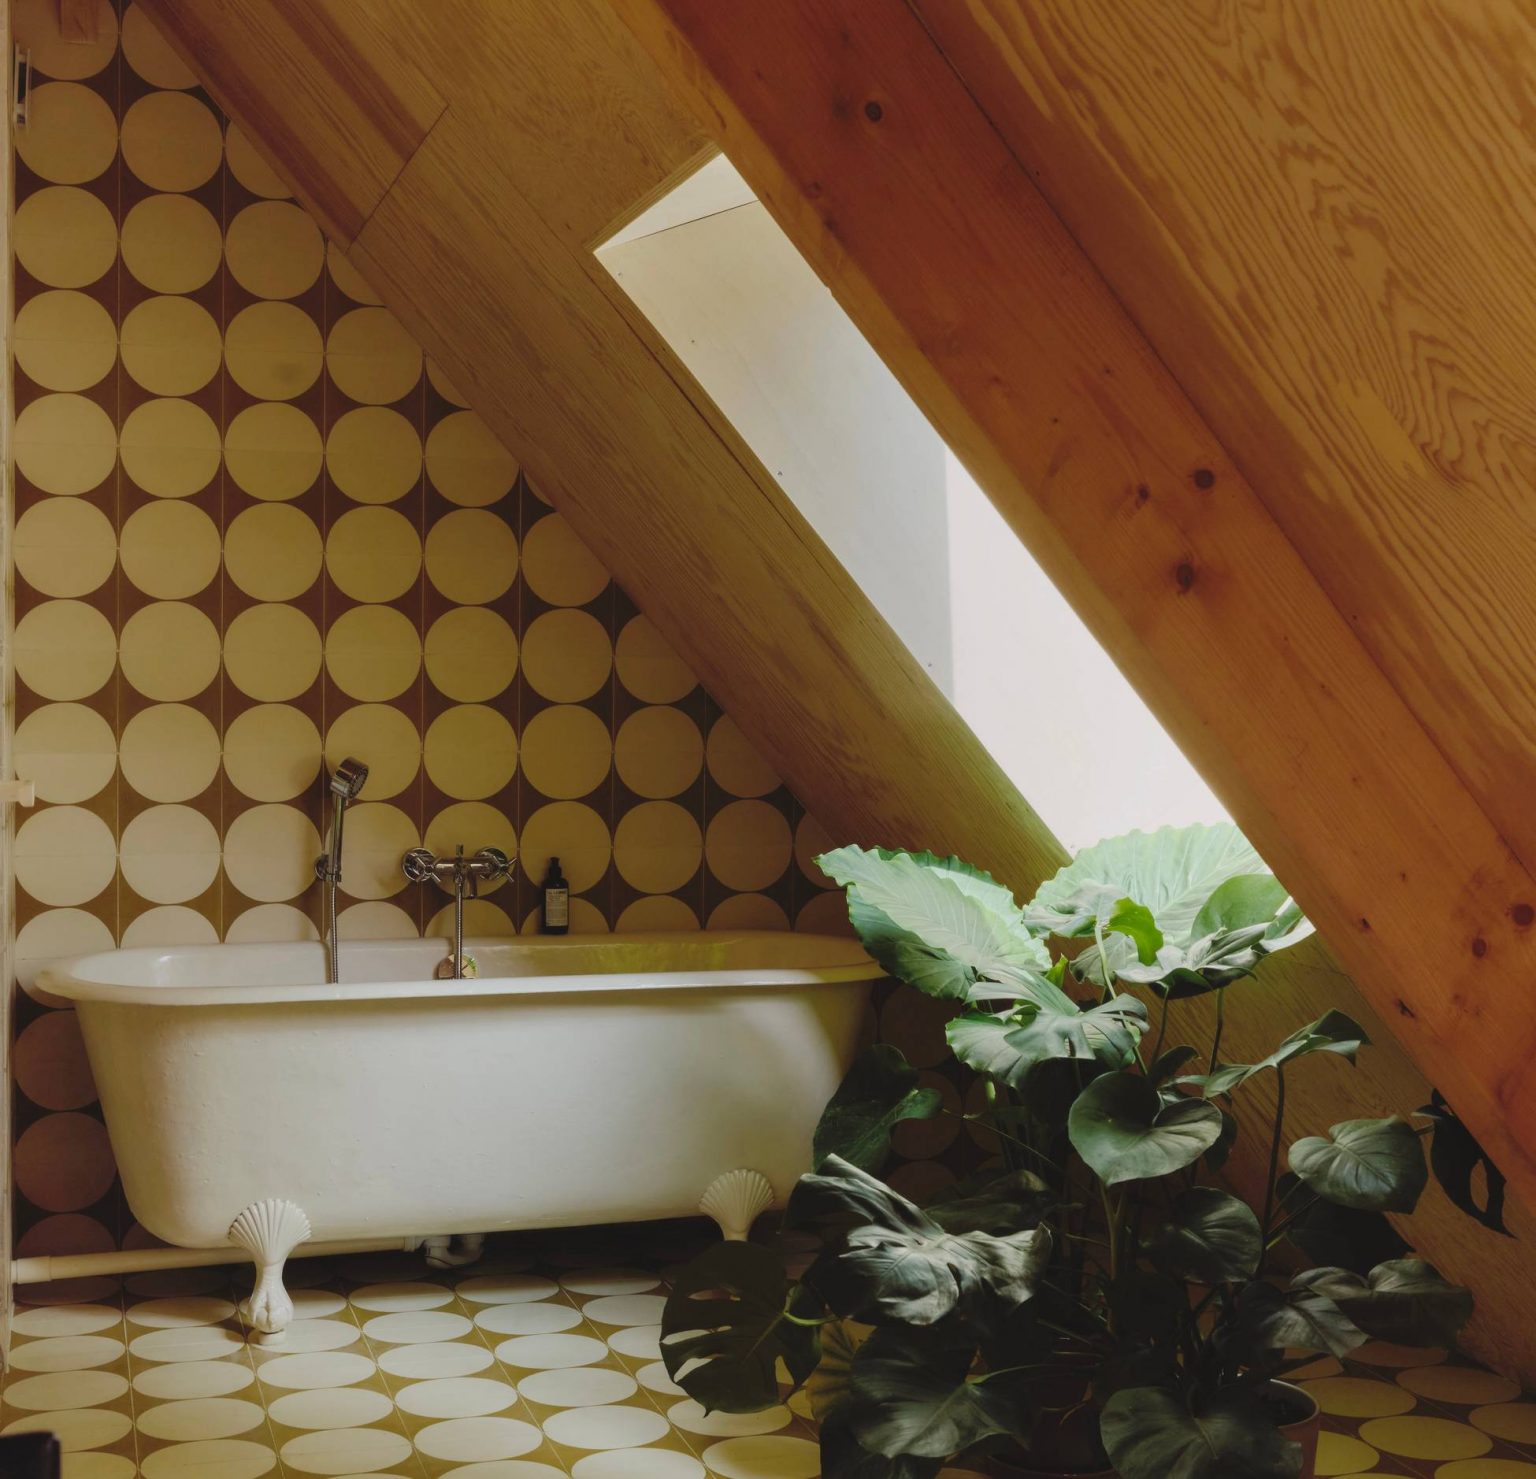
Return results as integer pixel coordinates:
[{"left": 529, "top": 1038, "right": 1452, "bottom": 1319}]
[{"left": 987, "top": 1380, "right": 1323, "bottom": 1479}]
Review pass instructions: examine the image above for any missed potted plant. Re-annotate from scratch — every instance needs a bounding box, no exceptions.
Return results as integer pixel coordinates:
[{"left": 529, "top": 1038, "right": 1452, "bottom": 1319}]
[{"left": 660, "top": 824, "right": 1502, "bottom": 1478}]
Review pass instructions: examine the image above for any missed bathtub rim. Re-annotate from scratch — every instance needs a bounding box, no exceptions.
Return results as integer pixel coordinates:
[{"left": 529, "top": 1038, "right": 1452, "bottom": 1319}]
[{"left": 35, "top": 929, "right": 884, "bottom": 1008}]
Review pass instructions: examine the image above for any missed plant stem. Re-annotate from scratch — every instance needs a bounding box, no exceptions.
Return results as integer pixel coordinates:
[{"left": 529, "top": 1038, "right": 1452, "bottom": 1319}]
[
  {"left": 1209, "top": 987, "right": 1227, "bottom": 1069},
  {"left": 1093, "top": 917, "right": 1115, "bottom": 1004},
  {"left": 780, "top": 1306, "right": 831, "bottom": 1327},
  {"left": 1259, "top": 1066, "right": 1287, "bottom": 1255},
  {"left": 1150, "top": 991, "right": 1171, "bottom": 1068}
]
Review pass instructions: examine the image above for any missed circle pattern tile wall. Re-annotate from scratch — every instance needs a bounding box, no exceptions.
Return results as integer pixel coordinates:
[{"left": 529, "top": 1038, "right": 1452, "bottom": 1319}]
[{"left": 9, "top": 0, "right": 841, "bottom": 1259}]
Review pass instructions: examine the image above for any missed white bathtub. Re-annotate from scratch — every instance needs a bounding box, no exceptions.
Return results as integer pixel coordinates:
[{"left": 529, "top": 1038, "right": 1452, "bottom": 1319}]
[{"left": 37, "top": 931, "right": 878, "bottom": 1339}]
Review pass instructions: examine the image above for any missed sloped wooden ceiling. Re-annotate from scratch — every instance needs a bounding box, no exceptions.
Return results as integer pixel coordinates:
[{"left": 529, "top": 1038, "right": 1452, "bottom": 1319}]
[
  {"left": 609, "top": 0, "right": 1536, "bottom": 1205},
  {"left": 138, "top": 0, "right": 1536, "bottom": 1373},
  {"left": 135, "top": 0, "right": 1064, "bottom": 897}
]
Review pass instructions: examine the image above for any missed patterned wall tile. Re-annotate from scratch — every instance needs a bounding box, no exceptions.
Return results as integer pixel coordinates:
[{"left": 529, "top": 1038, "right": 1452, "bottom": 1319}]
[{"left": 8, "top": 0, "right": 844, "bottom": 1260}]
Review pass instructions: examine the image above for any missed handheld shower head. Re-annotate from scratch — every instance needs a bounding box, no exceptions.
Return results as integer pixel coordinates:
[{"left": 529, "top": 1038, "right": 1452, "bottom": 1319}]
[{"left": 330, "top": 757, "right": 369, "bottom": 800}]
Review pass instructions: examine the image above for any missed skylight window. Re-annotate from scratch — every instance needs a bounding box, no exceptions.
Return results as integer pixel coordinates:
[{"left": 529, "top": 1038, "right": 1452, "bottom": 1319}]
[{"left": 598, "top": 157, "right": 1226, "bottom": 856}]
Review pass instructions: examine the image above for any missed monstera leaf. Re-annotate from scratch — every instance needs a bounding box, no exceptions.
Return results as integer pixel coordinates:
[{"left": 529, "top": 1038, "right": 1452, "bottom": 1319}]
[
  {"left": 1293, "top": 1260, "right": 1473, "bottom": 1347},
  {"left": 819, "top": 846, "right": 1051, "bottom": 1002},
  {"left": 1227, "top": 1280, "right": 1367, "bottom": 1361},
  {"left": 1101, "top": 1386, "right": 1304, "bottom": 1479},
  {"left": 661, "top": 1240, "right": 820, "bottom": 1413},
  {"left": 1193, "top": 1011, "right": 1368, "bottom": 1097},
  {"left": 788, "top": 1156, "right": 934, "bottom": 1244},
  {"left": 1289, "top": 1117, "right": 1428, "bottom": 1213},
  {"left": 1024, "top": 825, "right": 1312, "bottom": 991},
  {"left": 813, "top": 1045, "right": 944, "bottom": 1173},
  {"left": 1150, "top": 1187, "right": 1262, "bottom": 1283},
  {"left": 847, "top": 1327, "right": 1027, "bottom": 1459},
  {"left": 947, "top": 994, "right": 1148, "bottom": 1087},
  {"left": 1069, "top": 1074, "right": 1225, "bottom": 1186},
  {"left": 795, "top": 1157, "right": 1050, "bottom": 1326}
]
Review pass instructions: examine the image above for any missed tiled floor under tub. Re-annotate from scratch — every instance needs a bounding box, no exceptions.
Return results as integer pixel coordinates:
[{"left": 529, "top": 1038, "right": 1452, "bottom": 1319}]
[{"left": 5, "top": 1218, "right": 1536, "bottom": 1479}]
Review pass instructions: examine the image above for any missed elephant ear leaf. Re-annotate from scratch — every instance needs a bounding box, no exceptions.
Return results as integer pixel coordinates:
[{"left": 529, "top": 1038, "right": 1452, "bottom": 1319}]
[
  {"left": 1289, "top": 1117, "right": 1428, "bottom": 1213},
  {"left": 661, "top": 1240, "right": 819, "bottom": 1413},
  {"left": 1150, "top": 1187, "right": 1262, "bottom": 1283},
  {"left": 813, "top": 1045, "right": 943, "bottom": 1173},
  {"left": 1418, "top": 1090, "right": 1511, "bottom": 1235},
  {"left": 947, "top": 994, "right": 1147, "bottom": 1087},
  {"left": 848, "top": 1327, "right": 1025, "bottom": 1459},
  {"left": 1293, "top": 1259, "right": 1473, "bottom": 1347},
  {"left": 818, "top": 845, "right": 1050, "bottom": 1002},
  {"left": 1101, "top": 1386, "right": 1303, "bottom": 1479},
  {"left": 1069, "top": 1074, "right": 1224, "bottom": 1186}
]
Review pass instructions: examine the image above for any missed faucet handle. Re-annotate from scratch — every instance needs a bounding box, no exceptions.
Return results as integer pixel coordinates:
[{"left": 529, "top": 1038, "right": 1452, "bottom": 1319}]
[
  {"left": 402, "top": 847, "right": 438, "bottom": 884},
  {"left": 474, "top": 847, "right": 513, "bottom": 880}
]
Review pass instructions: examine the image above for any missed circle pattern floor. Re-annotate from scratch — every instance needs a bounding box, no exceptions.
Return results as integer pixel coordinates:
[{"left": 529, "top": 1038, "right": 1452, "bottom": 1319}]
[{"left": 6, "top": 1226, "right": 1536, "bottom": 1478}]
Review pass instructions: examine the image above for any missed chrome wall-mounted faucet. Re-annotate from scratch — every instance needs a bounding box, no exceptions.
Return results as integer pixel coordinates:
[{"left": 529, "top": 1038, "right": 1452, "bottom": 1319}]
[
  {"left": 403, "top": 846, "right": 514, "bottom": 979},
  {"left": 315, "top": 757, "right": 369, "bottom": 984}
]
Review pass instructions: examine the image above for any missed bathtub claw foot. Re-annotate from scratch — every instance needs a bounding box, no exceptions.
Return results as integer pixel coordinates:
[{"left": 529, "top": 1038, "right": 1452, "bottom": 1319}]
[
  {"left": 700, "top": 1169, "right": 774, "bottom": 1241},
  {"left": 229, "top": 1198, "right": 312, "bottom": 1344},
  {"left": 423, "top": 1232, "right": 486, "bottom": 1269}
]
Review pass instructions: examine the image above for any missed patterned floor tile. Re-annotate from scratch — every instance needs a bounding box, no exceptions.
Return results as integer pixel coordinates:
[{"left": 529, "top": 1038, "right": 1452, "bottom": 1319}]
[{"left": 6, "top": 1223, "right": 1536, "bottom": 1478}]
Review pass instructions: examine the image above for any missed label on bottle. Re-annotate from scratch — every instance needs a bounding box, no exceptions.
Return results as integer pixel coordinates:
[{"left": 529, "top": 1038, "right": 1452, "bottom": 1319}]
[{"left": 544, "top": 887, "right": 569, "bottom": 928}]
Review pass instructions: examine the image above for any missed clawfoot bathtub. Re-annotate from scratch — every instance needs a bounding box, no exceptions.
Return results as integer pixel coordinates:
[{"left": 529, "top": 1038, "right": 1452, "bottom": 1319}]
[{"left": 38, "top": 931, "right": 879, "bottom": 1342}]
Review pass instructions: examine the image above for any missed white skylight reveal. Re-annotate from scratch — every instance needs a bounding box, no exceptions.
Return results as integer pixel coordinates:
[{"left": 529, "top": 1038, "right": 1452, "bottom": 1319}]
[{"left": 598, "top": 158, "right": 1226, "bottom": 856}]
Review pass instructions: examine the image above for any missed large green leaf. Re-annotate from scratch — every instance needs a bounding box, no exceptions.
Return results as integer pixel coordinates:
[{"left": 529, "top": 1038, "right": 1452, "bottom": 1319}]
[
  {"left": 946, "top": 994, "right": 1147, "bottom": 1087},
  {"left": 1100, "top": 1386, "right": 1303, "bottom": 1479},
  {"left": 798, "top": 1159, "right": 1050, "bottom": 1326},
  {"left": 1194, "top": 1011, "right": 1367, "bottom": 1097},
  {"left": 1289, "top": 1117, "right": 1428, "bottom": 1213},
  {"left": 1151, "top": 1187, "right": 1262, "bottom": 1283},
  {"left": 1228, "top": 1281, "right": 1367, "bottom": 1360},
  {"left": 848, "top": 1327, "right": 1026, "bottom": 1459},
  {"left": 924, "top": 1169, "right": 1054, "bottom": 1236},
  {"left": 1025, "top": 825, "right": 1311, "bottom": 989},
  {"left": 813, "top": 1045, "right": 943, "bottom": 1173},
  {"left": 788, "top": 1155, "right": 935, "bottom": 1244},
  {"left": 1293, "top": 1260, "right": 1473, "bottom": 1347},
  {"left": 1068, "top": 1074, "right": 1225, "bottom": 1186},
  {"left": 1027, "top": 824, "right": 1265, "bottom": 947},
  {"left": 820, "top": 845, "right": 1050, "bottom": 1002},
  {"left": 660, "top": 1240, "right": 820, "bottom": 1413}
]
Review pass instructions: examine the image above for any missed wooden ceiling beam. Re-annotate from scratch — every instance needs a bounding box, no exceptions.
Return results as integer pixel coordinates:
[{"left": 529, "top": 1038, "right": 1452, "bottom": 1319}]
[
  {"left": 608, "top": 0, "right": 1536, "bottom": 1206},
  {"left": 912, "top": 0, "right": 1536, "bottom": 882}
]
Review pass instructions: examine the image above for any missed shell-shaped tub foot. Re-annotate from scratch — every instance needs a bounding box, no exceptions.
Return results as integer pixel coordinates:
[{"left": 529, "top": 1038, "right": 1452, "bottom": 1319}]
[
  {"left": 229, "top": 1198, "right": 312, "bottom": 1345},
  {"left": 700, "top": 1169, "right": 774, "bottom": 1241}
]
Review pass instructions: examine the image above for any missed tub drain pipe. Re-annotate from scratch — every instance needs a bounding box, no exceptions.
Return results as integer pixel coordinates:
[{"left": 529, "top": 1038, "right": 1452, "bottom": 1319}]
[{"left": 12, "top": 1234, "right": 421, "bottom": 1287}]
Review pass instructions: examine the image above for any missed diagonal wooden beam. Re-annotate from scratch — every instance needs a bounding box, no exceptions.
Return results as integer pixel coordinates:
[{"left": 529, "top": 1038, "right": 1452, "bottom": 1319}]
[{"left": 608, "top": 0, "right": 1536, "bottom": 1210}]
